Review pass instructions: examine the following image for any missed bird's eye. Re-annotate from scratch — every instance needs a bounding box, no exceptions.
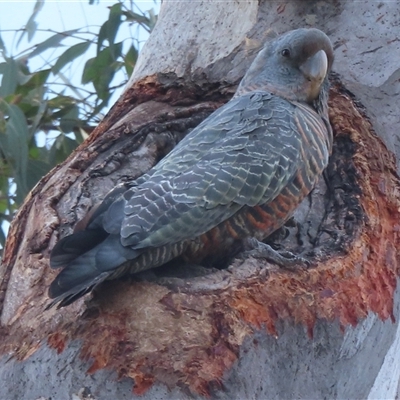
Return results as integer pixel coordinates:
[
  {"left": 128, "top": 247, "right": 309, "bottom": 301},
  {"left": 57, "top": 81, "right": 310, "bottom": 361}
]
[{"left": 281, "top": 48, "right": 291, "bottom": 57}]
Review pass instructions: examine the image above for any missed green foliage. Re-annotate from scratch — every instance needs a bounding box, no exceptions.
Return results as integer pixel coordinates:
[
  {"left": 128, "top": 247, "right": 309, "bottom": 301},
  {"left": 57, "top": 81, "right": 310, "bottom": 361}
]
[{"left": 0, "top": 0, "right": 158, "bottom": 249}]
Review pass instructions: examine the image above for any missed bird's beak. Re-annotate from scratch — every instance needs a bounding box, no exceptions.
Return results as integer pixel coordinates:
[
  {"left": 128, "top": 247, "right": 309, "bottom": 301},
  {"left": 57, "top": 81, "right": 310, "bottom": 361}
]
[
  {"left": 299, "top": 49, "right": 328, "bottom": 101},
  {"left": 300, "top": 49, "right": 328, "bottom": 84}
]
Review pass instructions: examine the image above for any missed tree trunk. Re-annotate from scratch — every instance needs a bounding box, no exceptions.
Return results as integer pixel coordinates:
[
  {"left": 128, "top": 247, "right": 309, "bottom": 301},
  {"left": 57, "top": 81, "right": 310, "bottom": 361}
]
[{"left": 1, "top": 1, "right": 400, "bottom": 399}]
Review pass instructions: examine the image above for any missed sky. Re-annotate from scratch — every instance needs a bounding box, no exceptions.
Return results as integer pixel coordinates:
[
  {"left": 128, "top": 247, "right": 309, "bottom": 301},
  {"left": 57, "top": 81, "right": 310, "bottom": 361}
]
[
  {"left": 0, "top": 0, "right": 159, "bottom": 118},
  {"left": 0, "top": 1, "right": 158, "bottom": 47},
  {"left": 0, "top": 1, "right": 158, "bottom": 53}
]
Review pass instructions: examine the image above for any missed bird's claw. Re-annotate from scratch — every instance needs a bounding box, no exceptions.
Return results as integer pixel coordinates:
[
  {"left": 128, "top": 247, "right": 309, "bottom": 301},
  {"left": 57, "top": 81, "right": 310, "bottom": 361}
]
[{"left": 242, "top": 237, "right": 310, "bottom": 270}]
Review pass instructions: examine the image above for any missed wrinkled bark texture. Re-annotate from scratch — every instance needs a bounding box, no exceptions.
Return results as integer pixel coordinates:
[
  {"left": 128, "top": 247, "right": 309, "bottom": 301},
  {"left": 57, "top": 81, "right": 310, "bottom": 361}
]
[{"left": 1, "top": 1, "right": 400, "bottom": 399}]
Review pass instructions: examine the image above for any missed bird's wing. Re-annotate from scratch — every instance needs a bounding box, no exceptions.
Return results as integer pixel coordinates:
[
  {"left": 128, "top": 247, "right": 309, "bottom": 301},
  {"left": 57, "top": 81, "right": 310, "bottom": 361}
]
[{"left": 102, "top": 92, "right": 304, "bottom": 249}]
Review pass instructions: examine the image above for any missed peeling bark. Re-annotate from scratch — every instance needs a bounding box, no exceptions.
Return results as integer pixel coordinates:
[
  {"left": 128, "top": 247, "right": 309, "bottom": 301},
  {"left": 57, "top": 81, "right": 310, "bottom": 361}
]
[{"left": 1, "top": 1, "right": 400, "bottom": 399}]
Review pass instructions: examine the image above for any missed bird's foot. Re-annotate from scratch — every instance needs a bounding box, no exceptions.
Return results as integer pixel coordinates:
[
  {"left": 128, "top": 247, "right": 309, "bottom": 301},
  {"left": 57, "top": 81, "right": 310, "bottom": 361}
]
[
  {"left": 133, "top": 263, "right": 219, "bottom": 287},
  {"left": 242, "top": 237, "right": 310, "bottom": 271}
]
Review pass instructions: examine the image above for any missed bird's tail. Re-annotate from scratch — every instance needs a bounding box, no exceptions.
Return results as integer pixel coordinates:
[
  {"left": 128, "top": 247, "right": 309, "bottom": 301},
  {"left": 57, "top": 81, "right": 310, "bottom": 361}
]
[
  {"left": 47, "top": 232, "right": 139, "bottom": 309},
  {"left": 50, "top": 229, "right": 109, "bottom": 269}
]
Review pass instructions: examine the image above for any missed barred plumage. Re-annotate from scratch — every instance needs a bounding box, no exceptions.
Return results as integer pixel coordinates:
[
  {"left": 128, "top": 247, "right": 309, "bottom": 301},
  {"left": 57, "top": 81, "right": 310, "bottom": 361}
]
[{"left": 47, "top": 28, "right": 334, "bottom": 308}]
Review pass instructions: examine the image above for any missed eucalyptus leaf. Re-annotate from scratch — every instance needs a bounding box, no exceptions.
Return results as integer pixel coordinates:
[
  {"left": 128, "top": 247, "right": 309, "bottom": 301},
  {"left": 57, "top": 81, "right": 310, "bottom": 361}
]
[
  {"left": 82, "top": 43, "right": 122, "bottom": 100},
  {"left": 49, "top": 135, "right": 78, "bottom": 166},
  {"left": 107, "top": 3, "right": 122, "bottom": 59},
  {"left": 60, "top": 105, "right": 80, "bottom": 133},
  {"left": 5, "top": 104, "right": 29, "bottom": 201},
  {"left": 26, "top": 159, "right": 50, "bottom": 191},
  {"left": 47, "top": 95, "right": 76, "bottom": 110},
  {"left": 29, "top": 99, "right": 47, "bottom": 138},
  {"left": 29, "top": 68, "right": 51, "bottom": 86},
  {"left": 122, "top": 10, "right": 151, "bottom": 26},
  {"left": 124, "top": 45, "right": 138, "bottom": 77},
  {"left": 0, "top": 58, "right": 18, "bottom": 97},
  {"left": 97, "top": 21, "right": 108, "bottom": 55},
  {"left": 29, "top": 29, "right": 80, "bottom": 58},
  {"left": 53, "top": 42, "right": 91, "bottom": 74},
  {"left": 17, "top": 0, "right": 44, "bottom": 46},
  {"left": 26, "top": 20, "right": 38, "bottom": 43},
  {"left": 0, "top": 32, "right": 5, "bottom": 53},
  {"left": 0, "top": 198, "right": 7, "bottom": 214}
]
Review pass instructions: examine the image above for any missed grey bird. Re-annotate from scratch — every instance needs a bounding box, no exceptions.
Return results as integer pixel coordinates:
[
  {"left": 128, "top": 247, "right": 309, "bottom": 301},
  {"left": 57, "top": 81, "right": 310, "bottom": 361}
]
[{"left": 47, "top": 28, "right": 334, "bottom": 309}]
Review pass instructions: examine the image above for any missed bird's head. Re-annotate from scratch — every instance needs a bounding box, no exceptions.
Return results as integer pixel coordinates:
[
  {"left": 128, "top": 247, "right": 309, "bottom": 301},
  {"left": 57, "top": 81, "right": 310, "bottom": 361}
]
[{"left": 236, "top": 28, "right": 334, "bottom": 104}]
